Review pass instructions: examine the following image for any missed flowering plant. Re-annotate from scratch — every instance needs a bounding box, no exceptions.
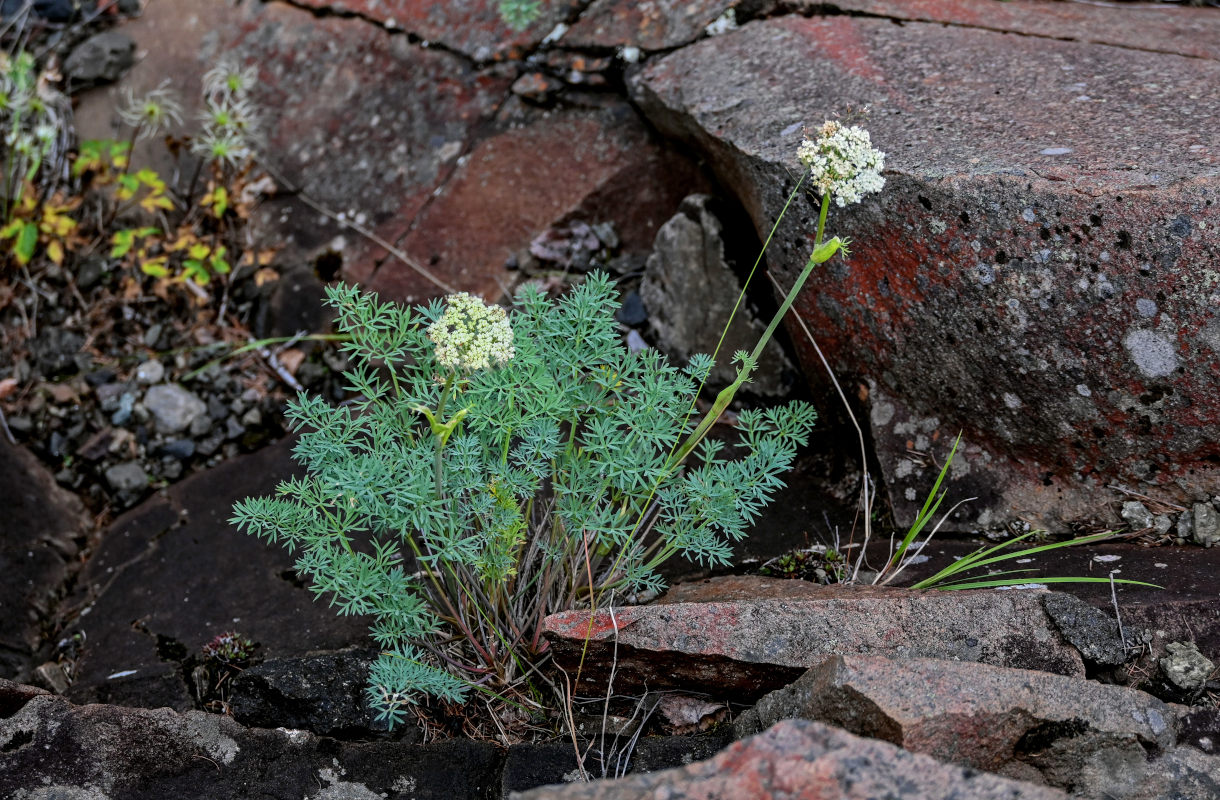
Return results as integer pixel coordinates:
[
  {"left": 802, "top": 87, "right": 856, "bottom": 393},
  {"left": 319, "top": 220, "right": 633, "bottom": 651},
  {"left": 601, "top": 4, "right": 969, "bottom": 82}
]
[{"left": 232, "top": 274, "right": 818, "bottom": 726}]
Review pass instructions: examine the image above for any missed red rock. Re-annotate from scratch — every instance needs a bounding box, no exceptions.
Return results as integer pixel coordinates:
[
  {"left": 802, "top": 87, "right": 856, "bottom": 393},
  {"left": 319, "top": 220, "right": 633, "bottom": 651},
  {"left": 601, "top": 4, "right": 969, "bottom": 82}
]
[
  {"left": 632, "top": 12, "right": 1220, "bottom": 530},
  {"left": 374, "top": 102, "right": 702, "bottom": 303},
  {"left": 279, "top": 0, "right": 581, "bottom": 59},
  {"left": 73, "top": 0, "right": 512, "bottom": 296},
  {"left": 513, "top": 718, "right": 1069, "bottom": 799},
  {"left": 794, "top": 0, "right": 1220, "bottom": 62},
  {"left": 562, "top": 0, "right": 735, "bottom": 51},
  {"left": 542, "top": 577, "right": 1084, "bottom": 697}
]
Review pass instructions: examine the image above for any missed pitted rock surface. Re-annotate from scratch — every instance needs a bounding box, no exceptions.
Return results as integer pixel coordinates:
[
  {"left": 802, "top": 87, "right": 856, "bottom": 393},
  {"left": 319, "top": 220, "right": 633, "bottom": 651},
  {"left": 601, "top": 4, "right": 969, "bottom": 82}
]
[{"left": 630, "top": 11, "right": 1220, "bottom": 530}]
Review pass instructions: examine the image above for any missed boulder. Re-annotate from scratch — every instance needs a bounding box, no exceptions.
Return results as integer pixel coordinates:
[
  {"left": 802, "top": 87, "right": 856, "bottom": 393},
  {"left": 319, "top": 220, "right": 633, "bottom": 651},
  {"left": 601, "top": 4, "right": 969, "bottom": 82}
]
[
  {"left": 630, "top": 9, "right": 1220, "bottom": 531},
  {"left": 379, "top": 99, "right": 701, "bottom": 304},
  {"left": 734, "top": 654, "right": 1194, "bottom": 796},
  {"left": 542, "top": 576, "right": 1085, "bottom": 698},
  {"left": 512, "top": 718, "right": 1068, "bottom": 799}
]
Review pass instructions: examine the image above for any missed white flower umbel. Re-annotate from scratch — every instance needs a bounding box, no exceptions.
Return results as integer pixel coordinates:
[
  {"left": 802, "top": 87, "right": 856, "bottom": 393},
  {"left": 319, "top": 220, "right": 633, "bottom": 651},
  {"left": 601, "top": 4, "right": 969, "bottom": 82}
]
[
  {"left": 796, "top": 120, "right": 886, "bottom": 208},
  {"left": 427, "top": 293, "right": 515, "bottom": 372}
]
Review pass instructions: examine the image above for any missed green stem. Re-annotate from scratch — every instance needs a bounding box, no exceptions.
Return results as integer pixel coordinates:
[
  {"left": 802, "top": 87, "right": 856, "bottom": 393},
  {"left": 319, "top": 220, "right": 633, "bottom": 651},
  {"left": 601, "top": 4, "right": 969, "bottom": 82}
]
[{"left": 666, "top": 192, "right": 834, "bottom": 473}]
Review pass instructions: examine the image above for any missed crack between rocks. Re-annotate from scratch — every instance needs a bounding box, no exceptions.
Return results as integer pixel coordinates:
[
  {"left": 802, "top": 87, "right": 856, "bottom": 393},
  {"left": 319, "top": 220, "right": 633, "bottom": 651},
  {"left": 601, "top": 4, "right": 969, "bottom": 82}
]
[
  {"left": 261, "top": 0, "right": 488, "bottom": 69},
  {"left": 781, "top": 2, "right": 1220, "bottom": 63}
]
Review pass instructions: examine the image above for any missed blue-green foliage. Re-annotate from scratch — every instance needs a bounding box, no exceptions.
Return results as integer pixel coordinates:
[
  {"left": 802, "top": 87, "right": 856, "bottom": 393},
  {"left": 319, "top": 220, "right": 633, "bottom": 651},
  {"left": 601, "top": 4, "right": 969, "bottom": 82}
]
[
  {"left": 231, "top": 272, "right": 816, "bottom": 727},
  {"left": 498, "top": 0, "right": 542, "bottom": 30}
]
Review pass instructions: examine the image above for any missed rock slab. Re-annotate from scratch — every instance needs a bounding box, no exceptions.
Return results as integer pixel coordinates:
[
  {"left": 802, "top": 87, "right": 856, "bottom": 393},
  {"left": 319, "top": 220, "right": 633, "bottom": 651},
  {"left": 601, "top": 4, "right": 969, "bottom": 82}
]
[{"left": 543, "top": 577, "right": 1084, "bottom": 697}]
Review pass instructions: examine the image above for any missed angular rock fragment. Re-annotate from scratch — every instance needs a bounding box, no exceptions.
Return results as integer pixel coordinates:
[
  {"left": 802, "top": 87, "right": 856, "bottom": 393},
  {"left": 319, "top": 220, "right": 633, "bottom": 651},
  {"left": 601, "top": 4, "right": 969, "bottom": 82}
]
[
  {"left": 640, "top": 194, "right": 791, "bottom": 395},
  {"left": 513, "top": 718, "right": 1068, "bottom": 799},
  {"left": 1042, "top": 591, "right": 1127, "bottom": 667},
  {"left": 543, "top": 577, "right": 1084, "bottom": 697}
]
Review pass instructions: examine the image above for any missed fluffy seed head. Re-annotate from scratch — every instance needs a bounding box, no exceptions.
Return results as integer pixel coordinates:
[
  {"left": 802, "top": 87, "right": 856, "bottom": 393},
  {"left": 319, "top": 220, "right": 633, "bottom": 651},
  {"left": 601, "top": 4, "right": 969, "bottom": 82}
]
[
  {"left": 797, "top": 121, "right": 886, "bottom": 207},
  {"left": 427, "top": 293, "right": 515, "bottom": 372}
]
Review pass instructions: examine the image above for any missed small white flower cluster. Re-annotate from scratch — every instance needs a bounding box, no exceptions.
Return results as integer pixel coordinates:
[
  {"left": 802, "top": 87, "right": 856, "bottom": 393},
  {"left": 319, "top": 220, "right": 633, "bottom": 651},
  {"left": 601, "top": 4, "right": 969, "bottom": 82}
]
[
  {"left": 797, "top": 120, "right": 886, "bottom": 208},
  {"left": 427, "top": 293, "right": 515, "bottom": 372}
]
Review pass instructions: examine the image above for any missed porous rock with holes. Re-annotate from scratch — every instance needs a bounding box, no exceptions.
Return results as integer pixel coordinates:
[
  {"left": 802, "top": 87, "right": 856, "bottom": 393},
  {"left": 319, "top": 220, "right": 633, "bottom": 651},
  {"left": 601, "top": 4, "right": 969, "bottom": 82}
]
[{"left": 629, "top": 0, "right": 1220, "bottom": 531}]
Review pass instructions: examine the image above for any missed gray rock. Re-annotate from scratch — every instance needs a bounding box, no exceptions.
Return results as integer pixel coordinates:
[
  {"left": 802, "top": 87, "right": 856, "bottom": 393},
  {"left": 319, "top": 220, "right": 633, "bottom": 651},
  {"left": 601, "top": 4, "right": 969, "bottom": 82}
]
[
  {"left": 1154, "top": 514, "right": 1173, "bottom": 536},
  {"left": 734, "top": 654, "right": 1177, "bottom": 798},
  {"left": 189, "top": 413, "right": 212, "bottom": 437},
  {"left": 1121, "top": 501, "right": 1155, "bottom": 531},
  {"left": 63, "top": 31, "right": 135, "bottom": 84},
  {"left": 104, "top": 461, "right": 148, "bottom": 492},
  {"left": 135, "top": 359, "right": 165, "bottom": 385},
  {"left": 0, "top": 678, "right": 506, "bottom": 799},
  {"left": 240, "top": 407, "right": 262, "bottom": 427},
  {"left": 1192, "top": 503, "right": 1220, "bottom": 547},
  {"left": 640, "top": 195, "right": 791, "bottom": 396},
  {"left": 159, "top": 438, "right": 196, "bottom": 460},
  {"left": 225, "top": 416, "right": 245, "bottom": 440},
  {"left": 230, "top": 648, "right": 379, "bottom": 735},
  {"left": 1179, "top": 510, "right": 1196, "bottom": 541},
  {"left": 1161, "top": 641, "right": 1216, "bottom": 694},
  {"left": 1043, "top": 591, "right": 1127, "bottom": 667},
  {"left": 144, "top": 383, "right": 207, "bottom": 434}
]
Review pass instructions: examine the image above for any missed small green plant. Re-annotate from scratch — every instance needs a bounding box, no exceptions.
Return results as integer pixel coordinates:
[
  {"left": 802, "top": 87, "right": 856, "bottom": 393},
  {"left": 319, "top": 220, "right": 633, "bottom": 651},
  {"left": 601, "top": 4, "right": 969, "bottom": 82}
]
[
  {"left": 202, "top": 630, "right": 257, "bottom": 663},
  {"left": 232, "top": 119, "right": 877, "bottom": 729},
  {"left": 498, "top": 0, "right": 542, "bottom": 30}
]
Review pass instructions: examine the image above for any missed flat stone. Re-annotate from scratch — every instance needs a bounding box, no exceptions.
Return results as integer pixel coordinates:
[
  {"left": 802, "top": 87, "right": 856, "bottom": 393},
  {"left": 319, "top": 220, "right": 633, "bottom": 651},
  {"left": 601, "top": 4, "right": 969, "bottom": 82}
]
[
  {"left": 64, "top": 439, "right": 369, "bottom": 710},
  {"left": 792, "top": 0, "right": 1220, "bottom": 62},
  {"left": 0, "top": 437, "right": 86, "bottom": 681},
  {"left": 0, "top": 679, "right": 503, "bottom": 799},
  {"left": 144, "top": 383, "right": 207, "bottom": 435},
  {"left": 630, "top": 11, "right": 1220, "bottom": 531},
  {"left": 512, "top": 718, "right": 1068, "bottom": 799},
  {"left": 736, "top": 655, "right": 1179, "bottom": 794},
  {"left": 562, "top": 0, "right": 736, "bottom": 51},
  {"left": 542, "top": 576, "right": 1084, "bottom": 698}
]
